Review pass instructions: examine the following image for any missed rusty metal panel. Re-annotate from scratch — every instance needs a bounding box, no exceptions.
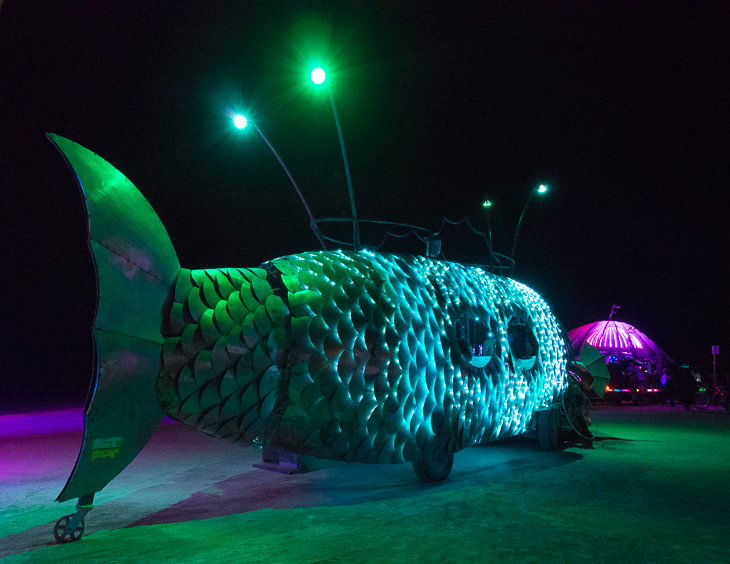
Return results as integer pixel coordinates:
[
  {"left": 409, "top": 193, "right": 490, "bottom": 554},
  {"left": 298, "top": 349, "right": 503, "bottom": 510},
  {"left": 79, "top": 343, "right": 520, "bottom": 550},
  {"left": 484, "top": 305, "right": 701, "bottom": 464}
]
[
  {"left": 48, "top": 134, "right": 178, "bottom": 503},
  {"left": 47, "top": 134, "right": 179, "bottom": 286},
  {"left": 57, "top": 332, "right": 165, "bottom": 502}
]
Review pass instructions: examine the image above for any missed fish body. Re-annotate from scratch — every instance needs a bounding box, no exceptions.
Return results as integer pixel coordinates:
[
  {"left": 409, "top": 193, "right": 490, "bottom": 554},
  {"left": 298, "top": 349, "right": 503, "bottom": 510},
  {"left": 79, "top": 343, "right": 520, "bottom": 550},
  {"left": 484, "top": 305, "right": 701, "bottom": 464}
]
[
  {"left": 159, "top": 253, "right": 567, "bottom": 466},
  {"left": 47, "top": 134, "right": 568, "bottom": 507}
]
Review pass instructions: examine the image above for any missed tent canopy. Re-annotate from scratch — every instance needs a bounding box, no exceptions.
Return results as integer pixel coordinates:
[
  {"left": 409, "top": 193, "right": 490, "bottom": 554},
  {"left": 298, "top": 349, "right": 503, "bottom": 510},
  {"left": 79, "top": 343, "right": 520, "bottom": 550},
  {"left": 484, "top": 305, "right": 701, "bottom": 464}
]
[{"left": 569, "top": 320, "right": 674, "bottom": 366}]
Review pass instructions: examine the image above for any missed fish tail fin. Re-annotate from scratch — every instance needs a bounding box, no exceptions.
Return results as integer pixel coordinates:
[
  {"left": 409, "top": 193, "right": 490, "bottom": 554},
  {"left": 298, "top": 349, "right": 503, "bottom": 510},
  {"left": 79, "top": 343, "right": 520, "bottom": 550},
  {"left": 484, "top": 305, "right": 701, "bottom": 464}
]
[{"left": 47, "top": 134, "right": 180, "bottom": 502}]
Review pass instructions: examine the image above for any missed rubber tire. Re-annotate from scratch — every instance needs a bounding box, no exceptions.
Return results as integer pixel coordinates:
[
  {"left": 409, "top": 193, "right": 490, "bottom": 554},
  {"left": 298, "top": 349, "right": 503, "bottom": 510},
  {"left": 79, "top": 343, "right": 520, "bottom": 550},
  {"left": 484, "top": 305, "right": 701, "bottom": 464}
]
[
  {"left": 538, "top": 408, "right": 558, "bottom": 451},
  {"left": 413, "top": 452, "right": 454, "bottom": 482},
  {"left": 694, "top": 391, "right": 709, "bottom": 410}
]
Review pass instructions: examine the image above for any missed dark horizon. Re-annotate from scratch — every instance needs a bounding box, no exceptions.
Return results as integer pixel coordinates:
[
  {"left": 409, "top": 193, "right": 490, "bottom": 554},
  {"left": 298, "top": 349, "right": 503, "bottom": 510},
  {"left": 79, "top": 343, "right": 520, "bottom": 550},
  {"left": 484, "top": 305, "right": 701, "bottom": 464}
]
[{"left": 2, "top": 1, "right": 729, "bottom": 414}]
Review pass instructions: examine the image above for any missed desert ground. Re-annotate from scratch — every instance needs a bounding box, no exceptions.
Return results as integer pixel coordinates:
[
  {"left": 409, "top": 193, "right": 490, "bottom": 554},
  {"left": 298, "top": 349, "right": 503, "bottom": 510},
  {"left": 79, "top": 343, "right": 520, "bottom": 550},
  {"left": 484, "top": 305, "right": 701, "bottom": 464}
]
[{"left": 1, "top": 403, "right": 729, "bottom": 563}]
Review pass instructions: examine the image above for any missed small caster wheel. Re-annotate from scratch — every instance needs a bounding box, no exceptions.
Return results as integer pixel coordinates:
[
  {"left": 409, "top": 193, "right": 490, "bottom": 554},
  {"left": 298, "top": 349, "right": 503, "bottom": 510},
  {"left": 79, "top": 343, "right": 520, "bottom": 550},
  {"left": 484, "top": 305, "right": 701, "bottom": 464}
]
[
  {"left": 413, "top": 452, "right": 454, "bottom": 482},
  {"left": 53, "top": 514, "right": 85, "bottom": 543}
]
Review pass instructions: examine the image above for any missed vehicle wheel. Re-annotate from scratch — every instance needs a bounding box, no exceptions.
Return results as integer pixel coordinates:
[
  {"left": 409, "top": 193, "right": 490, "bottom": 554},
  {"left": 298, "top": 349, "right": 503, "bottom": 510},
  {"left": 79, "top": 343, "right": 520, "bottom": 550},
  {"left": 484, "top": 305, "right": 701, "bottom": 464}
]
[
  {"left": 413, "top": 452, "right": 454, "bottom": 482},
  {"left": 694, "top": 391, "right": 709, "bottom": 410},
  {"left": 53, "top": 514, "right": 85, "bottom": 543},
  {"left": 538, "top": 408, "right": 558, "bottom": 451}
]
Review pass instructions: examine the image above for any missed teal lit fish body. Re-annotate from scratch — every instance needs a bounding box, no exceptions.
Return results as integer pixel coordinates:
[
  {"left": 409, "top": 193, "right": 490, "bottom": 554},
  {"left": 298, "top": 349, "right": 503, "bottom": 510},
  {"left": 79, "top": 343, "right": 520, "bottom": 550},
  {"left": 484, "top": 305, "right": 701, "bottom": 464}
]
[{"left": 48, "top": 134, "right": 569, "bottom": 507}]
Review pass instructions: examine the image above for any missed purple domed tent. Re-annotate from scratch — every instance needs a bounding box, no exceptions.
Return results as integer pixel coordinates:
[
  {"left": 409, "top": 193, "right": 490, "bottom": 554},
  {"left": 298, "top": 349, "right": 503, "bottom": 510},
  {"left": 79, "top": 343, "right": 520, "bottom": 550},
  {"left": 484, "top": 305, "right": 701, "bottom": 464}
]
[
  {"left": 568, "top": 320, "right": 674, "bottom": 403},
  {"left": 568, "top": 320, "right": 674, "bottom": 365}
]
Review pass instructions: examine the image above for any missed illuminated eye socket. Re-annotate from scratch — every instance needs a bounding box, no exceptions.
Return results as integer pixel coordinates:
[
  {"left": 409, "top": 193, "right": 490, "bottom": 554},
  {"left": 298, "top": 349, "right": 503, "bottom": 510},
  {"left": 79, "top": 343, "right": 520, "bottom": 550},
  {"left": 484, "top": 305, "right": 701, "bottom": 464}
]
[
  {"left": 507, "top": 316, "right": 538, "bottom": 372},
  {"left": 454, "top": 312, "right": 498, "bottom": 368}
]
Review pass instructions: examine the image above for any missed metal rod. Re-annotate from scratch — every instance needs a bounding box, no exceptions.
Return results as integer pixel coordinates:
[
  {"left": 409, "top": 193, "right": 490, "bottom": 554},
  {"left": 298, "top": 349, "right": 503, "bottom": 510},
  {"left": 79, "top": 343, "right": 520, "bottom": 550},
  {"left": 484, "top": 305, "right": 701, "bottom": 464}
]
[
  {"left": 326, "top": 83, "right": 360, "bottom": 251},
  {"left": 486, "top": 207, "right": 494, "bottom": 273},
  {"left": 509, "top": 189, "right": 536, "bottom": 277},
  {"left": 253, "top": 122, "right": 328, "bottom": 251}
]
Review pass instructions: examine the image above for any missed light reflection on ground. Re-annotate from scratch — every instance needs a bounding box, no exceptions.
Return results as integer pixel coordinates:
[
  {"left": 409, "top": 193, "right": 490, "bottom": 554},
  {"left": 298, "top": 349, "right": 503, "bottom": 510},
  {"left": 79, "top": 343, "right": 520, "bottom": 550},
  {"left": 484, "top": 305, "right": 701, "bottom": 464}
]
[{"left": 1, "top": 404, "right": 728, "bottom": 562}]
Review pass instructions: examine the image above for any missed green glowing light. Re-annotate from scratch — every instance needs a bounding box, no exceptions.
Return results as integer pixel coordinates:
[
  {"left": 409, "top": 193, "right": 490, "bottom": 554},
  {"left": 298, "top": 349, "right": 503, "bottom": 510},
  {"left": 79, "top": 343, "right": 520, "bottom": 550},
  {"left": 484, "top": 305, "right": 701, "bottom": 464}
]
[
  {"left": 537, "top": 184, "right": 548, "bottom": 193},
  {"left": 482, "top": 200, "right": 492, "bottom": 208},
  {"left": 311, "top": 67, "right": 326, "bottom": 85},
  {"left": 233, "top": 115, "right": 248, "bottom": 130}
]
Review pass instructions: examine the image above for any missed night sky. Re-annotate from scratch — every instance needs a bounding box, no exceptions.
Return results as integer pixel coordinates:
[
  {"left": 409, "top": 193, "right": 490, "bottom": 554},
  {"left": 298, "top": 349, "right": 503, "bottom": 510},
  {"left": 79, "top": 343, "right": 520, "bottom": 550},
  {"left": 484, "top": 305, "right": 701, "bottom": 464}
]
[{"left": 2, "top": 1, "right": 729, "bottom": 413}]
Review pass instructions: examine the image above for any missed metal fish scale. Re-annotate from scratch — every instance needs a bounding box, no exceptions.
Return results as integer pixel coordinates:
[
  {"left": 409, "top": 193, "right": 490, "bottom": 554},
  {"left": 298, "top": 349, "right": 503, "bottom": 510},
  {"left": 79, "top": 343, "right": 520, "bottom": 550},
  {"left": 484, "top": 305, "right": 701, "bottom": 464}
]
[{"left": 156, "top": 250, "right": 568, "bottom": 463}]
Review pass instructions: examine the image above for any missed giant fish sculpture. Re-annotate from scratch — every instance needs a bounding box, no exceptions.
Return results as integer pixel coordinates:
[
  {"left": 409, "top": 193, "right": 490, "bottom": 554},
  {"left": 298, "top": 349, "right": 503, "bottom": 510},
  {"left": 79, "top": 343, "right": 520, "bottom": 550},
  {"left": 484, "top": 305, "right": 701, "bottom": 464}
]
[{"left": 47, "top": 133, "right": 570, "bottom": 542}]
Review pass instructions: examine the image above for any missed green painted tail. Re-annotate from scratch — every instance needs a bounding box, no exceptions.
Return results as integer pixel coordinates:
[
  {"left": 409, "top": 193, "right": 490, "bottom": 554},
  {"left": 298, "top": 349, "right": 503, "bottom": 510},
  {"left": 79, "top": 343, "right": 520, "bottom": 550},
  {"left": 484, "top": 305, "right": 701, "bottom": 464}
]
[{"left": 48, "top": 134, "right": 180, "bottom": 502}]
